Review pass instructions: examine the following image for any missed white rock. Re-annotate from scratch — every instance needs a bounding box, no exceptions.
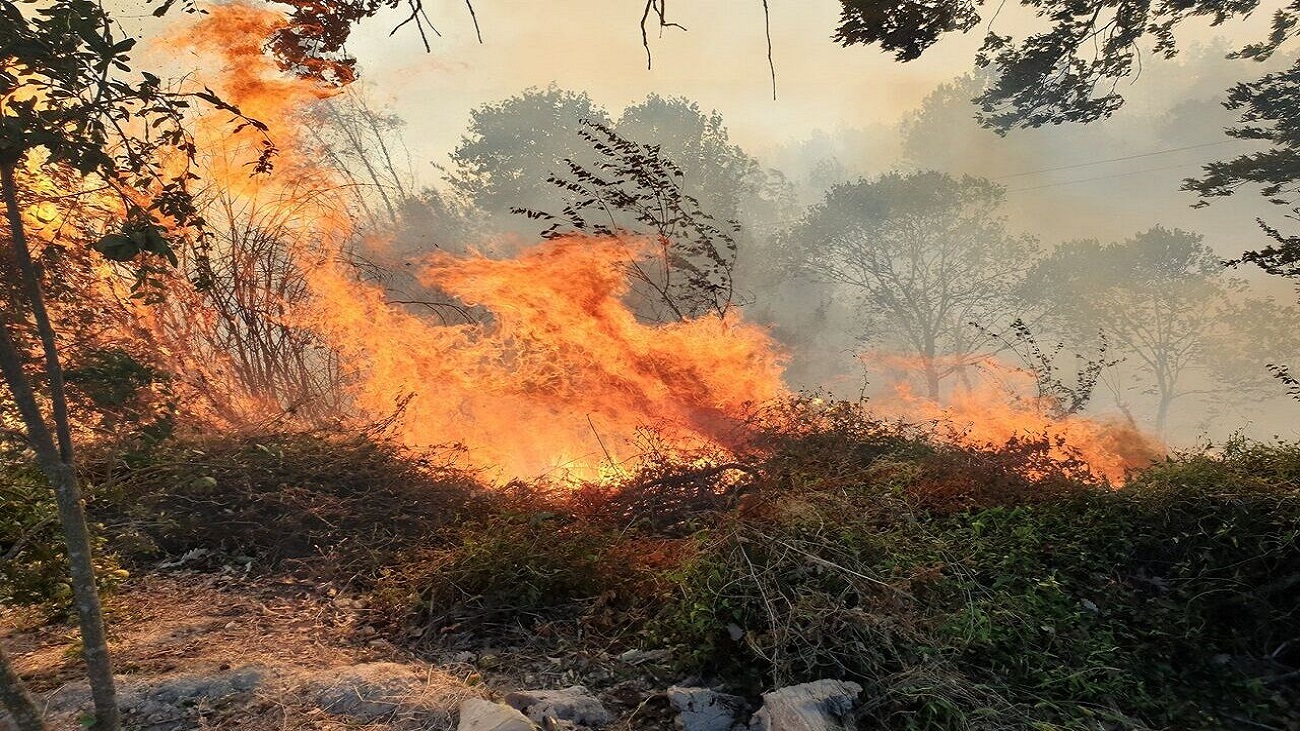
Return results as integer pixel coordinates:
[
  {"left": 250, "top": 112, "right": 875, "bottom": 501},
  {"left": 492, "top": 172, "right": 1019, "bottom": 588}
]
[
  {"left": 505, "top": 685, "right": 614, "bottom": 728},
  {"left": 748, "top": 680, "right": 861, "bottom": 731},
  {"left": 458, "top": 697, "right": 538, "bottom": 731},
  {"left": 667, "top": 686, "right": 746, "bottom": 731}
]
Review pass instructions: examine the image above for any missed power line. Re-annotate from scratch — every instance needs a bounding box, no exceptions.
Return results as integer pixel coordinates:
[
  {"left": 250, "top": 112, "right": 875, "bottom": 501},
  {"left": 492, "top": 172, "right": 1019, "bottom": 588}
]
[
  {"left": 1005, "top": 160, "right": 1207, "bottom": 193},
  {"left": 993, "top": 139, "right": 1236, "bottom": 181}
]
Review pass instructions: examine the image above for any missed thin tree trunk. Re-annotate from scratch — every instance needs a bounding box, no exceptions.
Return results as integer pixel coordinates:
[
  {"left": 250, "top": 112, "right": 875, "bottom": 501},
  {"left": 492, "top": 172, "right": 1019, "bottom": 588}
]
[
  {"left": 0, "top": 165, "right": 120, "bottom": 731},
  {"left": 922, "top": 355, "right": 941, "bottom": 401},
  {"left": 0, "top": 642, "right": 46, "bottom": 731}
]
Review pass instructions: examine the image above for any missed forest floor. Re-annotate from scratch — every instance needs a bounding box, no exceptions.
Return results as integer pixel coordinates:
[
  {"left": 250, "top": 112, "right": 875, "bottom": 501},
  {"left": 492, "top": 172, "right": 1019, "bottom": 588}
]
[
  {"left": 2, "top": 570, "right": 679, "bottom": 730},
  {"left": 3, "top": 411, "right": 1300, "bottom": 730}
]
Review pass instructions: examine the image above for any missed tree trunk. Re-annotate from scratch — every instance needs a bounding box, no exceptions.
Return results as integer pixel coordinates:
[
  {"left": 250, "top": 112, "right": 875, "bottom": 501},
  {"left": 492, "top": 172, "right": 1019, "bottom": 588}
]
[
  {"left": 922, "top": 355, "right": 941, "bottom": 401},
  {"left": 0, "top": 642, "right": 46, "bottom": 731},
  {"left": 0, "top": 165, "right": 120, "bottom": 731}
]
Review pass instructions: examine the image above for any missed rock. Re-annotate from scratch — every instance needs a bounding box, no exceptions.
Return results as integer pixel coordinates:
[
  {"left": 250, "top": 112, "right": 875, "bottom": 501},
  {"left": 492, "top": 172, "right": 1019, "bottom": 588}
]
[
  {"left": 505, "top": 685, "right": 614, "bottom": 728},
  {"left": 667, "top": 686, "right": 746, "bottom": 731},
  {"left": 458, "top": 698, "right": 538, "bottom": 731},
  {"left": 748, "top": 680, "right": 861, "bottom": 731},
  {"left": 301, "top": 662, "right": 424, "bottom": 722}
]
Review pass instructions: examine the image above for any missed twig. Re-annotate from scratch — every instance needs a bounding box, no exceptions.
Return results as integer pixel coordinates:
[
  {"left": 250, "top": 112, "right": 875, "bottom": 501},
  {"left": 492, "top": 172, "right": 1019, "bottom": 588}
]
[
  {"left": 465, "top": 0, "right": 483, "bottom": 43},
  {"left": 587, "top": 414, "right": 615, "bottom": 465},
  {"left": 761, "top": 0, "right": 776, "bottom": 100}
]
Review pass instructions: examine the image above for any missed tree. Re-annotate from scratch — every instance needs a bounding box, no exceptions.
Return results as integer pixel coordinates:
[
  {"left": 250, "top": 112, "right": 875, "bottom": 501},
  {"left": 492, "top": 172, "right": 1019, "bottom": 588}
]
[
  {"left": 833, "top": 0, "right": 1300, "bottom": 261},
  {"left": 616, "top": 94, "right": 770, "bottom": 234},
  {"left": 447, "top": 86, "right": 612, "bottom": 231},
  {"left": 1027, "top": 227, "right": 1291, "bottom": 432},
  {"left": 515, "top": 120, "right": 745, "bottom": 322},
  {"left": 0, "top": 3, "right": 243, "bottom": 728},
  {"left": 783, "top": 171, "right": 1039, "bottom": 400}
]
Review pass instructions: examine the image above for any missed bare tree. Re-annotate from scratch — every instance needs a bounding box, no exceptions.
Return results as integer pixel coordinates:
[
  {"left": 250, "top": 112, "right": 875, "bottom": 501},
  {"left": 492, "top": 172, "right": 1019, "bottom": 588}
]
[{"left": 783, "top": 171, "right": 1038, "bottom": 400}]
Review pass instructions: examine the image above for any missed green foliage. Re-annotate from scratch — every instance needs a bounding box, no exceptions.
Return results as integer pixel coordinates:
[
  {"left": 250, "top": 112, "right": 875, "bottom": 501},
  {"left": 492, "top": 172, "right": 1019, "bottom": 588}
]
[
  {"left": 89, "top": 432, "right": 483, "bottom": 578},
  {"left": 654, "top": 440, "right": 1300, "bottom": 729},
  {"left": 1, "top": 453, "right": 125, "bottom": 607},
  {"left": 59, "top": 412, "right": 1300, "bottom": 730},
  {"left": 402, "top": 511, "right": 673, "bottom": 636}
]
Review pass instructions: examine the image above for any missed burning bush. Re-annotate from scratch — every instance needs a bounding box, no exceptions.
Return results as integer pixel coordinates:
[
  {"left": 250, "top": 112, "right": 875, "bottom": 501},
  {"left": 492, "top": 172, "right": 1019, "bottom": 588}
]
[{"left": 359, "top": 417, "right": 1299, "bottom": 730}]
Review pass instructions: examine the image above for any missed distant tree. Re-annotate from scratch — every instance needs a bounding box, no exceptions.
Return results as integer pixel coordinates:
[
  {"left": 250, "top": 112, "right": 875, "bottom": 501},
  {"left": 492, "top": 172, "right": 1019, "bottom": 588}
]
[
  {"left": 515, "top": 120, "right": 744, "bottom": 321},
  {"left": 447, "top": 86, "right": 612, "bottom": 230},
  {"left": 783, "top": 171, "right": 1039, "bottom": 400},
  {"left": 616, "top": 94, "right": 769, "bottom": 231},
  {"left": 1028, "top": 227, "right": 1294, "bottom": 431},
  {"left": 832, "top": 0, "right": 1300, "bottom": 270}
]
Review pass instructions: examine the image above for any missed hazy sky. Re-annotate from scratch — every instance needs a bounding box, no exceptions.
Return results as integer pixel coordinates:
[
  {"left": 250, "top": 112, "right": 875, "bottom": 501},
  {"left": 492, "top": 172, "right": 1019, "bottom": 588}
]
[
  {"left": 293, "top": 1, "right": 1276, "bottom": 159},
  {"left": 108, "top": 0, "right": 1266, "bottom": 161}
]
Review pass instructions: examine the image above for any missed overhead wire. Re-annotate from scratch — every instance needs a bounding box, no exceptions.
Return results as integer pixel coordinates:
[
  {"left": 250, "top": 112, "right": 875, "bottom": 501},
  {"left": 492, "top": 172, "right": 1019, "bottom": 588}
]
[
  {"left": 1004, "top": 160, "right": 1210, "bottom": 193},
  {"left": 994, "top": 139, "right": 1236, "bottom": 181}
]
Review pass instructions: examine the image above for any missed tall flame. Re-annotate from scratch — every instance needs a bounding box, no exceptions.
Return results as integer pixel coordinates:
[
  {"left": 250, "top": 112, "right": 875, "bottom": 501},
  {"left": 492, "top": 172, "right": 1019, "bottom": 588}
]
[
  {"left": 306, "top": 237, "right": 786, "bottom": 478},
  {"left": 166, "top": 3, "right": 787, "bottom": 479},
  {"left": 140, "top": 2, "right": 1162, "bottom": 484}
]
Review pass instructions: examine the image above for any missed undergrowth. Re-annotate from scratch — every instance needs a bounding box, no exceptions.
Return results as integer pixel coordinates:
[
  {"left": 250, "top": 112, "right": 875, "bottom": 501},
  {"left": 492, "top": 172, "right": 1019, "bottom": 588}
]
[{"left": 2, "top": 404, "right": 1297, "bottom": 730}]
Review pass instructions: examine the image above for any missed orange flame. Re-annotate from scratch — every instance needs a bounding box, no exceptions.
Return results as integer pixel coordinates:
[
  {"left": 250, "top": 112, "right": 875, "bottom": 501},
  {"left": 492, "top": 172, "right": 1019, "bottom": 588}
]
[
  {"left": 868, "top": 355, "right": 1163, "bottom": 483},
  {"left": 150, "top": 2, "right": 1161, "bottom": 485},
  {"left": 305, "top": 236, "right": 787, "bottom": 479},
  {"left": 165, "top": 4, "right": 787, "bottom": 479}
]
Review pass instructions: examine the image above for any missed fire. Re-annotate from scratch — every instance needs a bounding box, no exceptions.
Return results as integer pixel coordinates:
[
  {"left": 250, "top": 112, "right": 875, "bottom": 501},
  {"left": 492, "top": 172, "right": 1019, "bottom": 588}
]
[
  {"left": 868, "top": 355, "right": 1163, "bottom": 484},
  {"left": 305, "top": 236, "right": 786, "bottom": 479},
  {"left": 115, "top": 1, "right": 1160, "bottom": 484},
  {"left": 160, "top": 3, "right": 787, "bottom": 479}
]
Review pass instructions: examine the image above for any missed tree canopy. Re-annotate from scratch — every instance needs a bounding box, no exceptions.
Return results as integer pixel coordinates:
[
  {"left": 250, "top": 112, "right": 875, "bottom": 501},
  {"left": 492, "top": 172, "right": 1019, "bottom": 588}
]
[{"left": 783, "top": 170, "right": 1038, "bottom": 399}]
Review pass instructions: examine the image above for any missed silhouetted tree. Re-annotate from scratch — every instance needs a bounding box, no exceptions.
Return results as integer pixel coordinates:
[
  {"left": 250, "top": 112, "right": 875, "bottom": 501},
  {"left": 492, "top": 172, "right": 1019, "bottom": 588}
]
[
  {"left": 783, "top": 171, "right": 1039, "bottom": 400},
  {"left": 1028, "top": 227, "right": 1296, "bottom": 431}
]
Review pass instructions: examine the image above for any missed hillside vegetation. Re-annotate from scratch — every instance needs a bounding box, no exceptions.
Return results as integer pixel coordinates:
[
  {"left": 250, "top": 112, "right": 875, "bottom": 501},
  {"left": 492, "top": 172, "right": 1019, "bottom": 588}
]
[{"left": 3, "top": 401, "right": 1298, "bottom": 730}]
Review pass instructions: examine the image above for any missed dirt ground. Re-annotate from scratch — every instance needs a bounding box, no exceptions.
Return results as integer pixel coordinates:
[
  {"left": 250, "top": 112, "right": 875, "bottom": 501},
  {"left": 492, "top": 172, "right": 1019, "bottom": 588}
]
[
  {"left": 1, "top": 570, "right": 680, "bottom": 730},
  {"left": 2, "top": 570, "right": 481, "bottom": 730}
]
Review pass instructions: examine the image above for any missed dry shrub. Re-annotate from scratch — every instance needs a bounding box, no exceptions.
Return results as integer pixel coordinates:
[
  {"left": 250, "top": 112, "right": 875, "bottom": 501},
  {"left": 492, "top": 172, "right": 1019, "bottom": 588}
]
[{"left": 85, "top": 430, "right": 487, "bottom": 582}]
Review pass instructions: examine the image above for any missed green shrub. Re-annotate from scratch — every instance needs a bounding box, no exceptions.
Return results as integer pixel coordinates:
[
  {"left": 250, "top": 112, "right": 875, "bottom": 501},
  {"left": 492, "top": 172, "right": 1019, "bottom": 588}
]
[
  {"left": 1, "top": 452, "right": 126, "bottom": 607},
  {"left": 652, "top": 443, "right": 1300, "bottom": 730}
]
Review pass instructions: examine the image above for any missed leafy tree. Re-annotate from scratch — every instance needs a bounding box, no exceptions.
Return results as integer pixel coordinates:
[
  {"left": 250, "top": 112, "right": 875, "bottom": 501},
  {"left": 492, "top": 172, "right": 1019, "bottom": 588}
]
[
  {"left": 447, "top": 86, "right": 613, "bottom": 230},
  {"left": 0, "top": 3, "right": 252, "bottom": 728},
  {"left": 783, "top": 171, "right": 1039, "bottom": 400},
  {"left": 832, "top": 0, "right": 1280, "bottom": 130},
  {"left": 1027, "top": 227, "right": 1293, "bottom": 431},
  {"left": 616, "top": 94, "right": 769, "bottom": 233}
]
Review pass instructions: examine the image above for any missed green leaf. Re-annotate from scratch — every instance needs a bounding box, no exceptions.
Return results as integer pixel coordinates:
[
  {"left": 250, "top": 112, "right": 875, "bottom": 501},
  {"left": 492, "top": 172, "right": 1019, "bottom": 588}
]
[{"left": 93, "top": 232, "right": 139, "bottom": 262}]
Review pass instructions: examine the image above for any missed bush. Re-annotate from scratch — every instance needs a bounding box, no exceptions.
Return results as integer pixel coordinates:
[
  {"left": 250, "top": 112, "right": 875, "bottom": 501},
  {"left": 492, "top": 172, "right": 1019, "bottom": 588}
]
[
  {"left": 652, "top": 441, "right": 1300, "bottom": 730},
  {"left": 87, "top": 431, "right": 486, "bottom": 581},
  {"left": 1, "top": 449, "right": 126, "bottom": 607}
]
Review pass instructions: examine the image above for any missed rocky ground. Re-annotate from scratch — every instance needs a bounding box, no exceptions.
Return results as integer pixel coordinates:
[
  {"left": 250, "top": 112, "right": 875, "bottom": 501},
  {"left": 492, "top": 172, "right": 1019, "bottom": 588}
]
[{"left": 1, "top": 570, "right": 860, "bottom": 731}]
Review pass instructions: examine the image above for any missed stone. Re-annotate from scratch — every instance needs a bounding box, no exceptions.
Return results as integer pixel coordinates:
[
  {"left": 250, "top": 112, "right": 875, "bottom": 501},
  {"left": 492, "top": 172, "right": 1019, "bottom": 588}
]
[
  {"left": 458, "top": 698, "right": 538, "bottom": 731},
  {"left": 748, "top": 680, "right": 861, "bottom": 731},
  {"left": 667, "top": 686, "right": 746, "bottom": 731},
  {"left": 505, "top": 685, "right": 614, "bottom": 728}
]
